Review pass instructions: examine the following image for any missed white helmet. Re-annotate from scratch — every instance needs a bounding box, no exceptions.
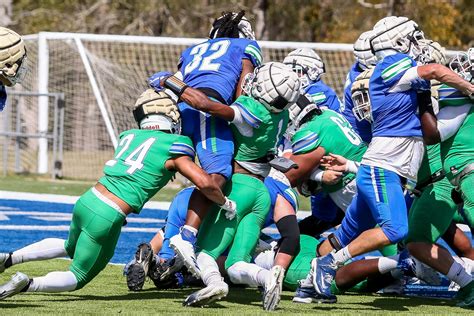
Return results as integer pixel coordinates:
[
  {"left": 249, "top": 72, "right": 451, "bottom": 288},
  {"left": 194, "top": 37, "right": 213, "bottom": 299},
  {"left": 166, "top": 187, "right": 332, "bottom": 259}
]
[
  {"left": 209, "top": 11, "right": 255, "bottom": 40},
  {"left": 370, "top": 16, "right": 425, "bottom": 60},
  {"left": 351, "top": 68, "right": 375, "bottom": 122},
  {"left": 133, "top": 89, "right": 181, "bottom": 134},
  {"left": 0, "top": 27, "right": 27, "bottom": 87},
  {"left": 417, "top": 39, "right": 447, "bottom": 65},
  {"left": 449, "top": 48, "right": 474, "bottom": 84},
  {"left": 283, "top": 48, "right": 325, "bottom": 89},
  {"left": 353, "top": 30, "right": 377, "bottom": 69},
  {"left": 242, "top": 62, "right": 301, "bottom": 113},
  {"left": 286, "top": 94, "right": 322, "bottom": 138}
]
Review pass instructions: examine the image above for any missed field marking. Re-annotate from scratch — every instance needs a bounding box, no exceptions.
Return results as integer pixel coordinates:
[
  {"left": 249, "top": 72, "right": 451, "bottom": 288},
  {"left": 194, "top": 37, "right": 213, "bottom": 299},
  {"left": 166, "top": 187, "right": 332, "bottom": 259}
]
[
  {"left": 0, "top": 190, "right": 171, "bottom": 210},
  {"left": 0, "top": 225, "right": 160, "bottom": 233}
]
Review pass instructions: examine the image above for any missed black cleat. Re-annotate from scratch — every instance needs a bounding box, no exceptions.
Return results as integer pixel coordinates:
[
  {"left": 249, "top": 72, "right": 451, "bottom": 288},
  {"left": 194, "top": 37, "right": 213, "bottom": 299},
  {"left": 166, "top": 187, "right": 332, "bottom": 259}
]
[{"left": 126, "top": 242, "right": 155, "bottom": 291}]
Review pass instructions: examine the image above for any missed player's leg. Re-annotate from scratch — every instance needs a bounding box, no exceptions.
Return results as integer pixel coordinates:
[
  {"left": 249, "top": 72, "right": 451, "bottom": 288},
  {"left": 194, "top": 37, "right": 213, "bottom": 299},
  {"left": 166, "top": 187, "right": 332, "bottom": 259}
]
[
  {"left": 0, "top": 238, "right": 68, "bottom": 273},
  {"left": 311, "top": 166, "right": 406, "bottom": 301},
  {"left": 0, "top": 190, "right": 125, "bottom": 299},
  {"left": 298, "top": 192, "right": 342, "bottom": 238},
  {"left": 264, "top": 175, "right": 300, "bottom": 270},
  {"left": 170, "top": 105, "right": 234, "bottom": 275},
  {"left": 442, "top": 221, "right": 474, "bottom": 259}
]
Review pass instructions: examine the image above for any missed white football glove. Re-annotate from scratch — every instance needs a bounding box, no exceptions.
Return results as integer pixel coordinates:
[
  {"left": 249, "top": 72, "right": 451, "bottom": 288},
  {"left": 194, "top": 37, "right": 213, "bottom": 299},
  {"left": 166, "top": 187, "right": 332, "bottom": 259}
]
[{"left": 220, "top": 197, "right": 237, "bottom": 220}]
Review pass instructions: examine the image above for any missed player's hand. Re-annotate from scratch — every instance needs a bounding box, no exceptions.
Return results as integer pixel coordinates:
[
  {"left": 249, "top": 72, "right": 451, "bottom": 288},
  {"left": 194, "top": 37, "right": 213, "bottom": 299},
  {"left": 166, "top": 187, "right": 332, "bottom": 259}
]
[
  {"left": 148, "top": 71, "right": 173, "bottom": 92},
  {"left": 220, "top": 197, "right": 237, "bottom": 220},
  {"left": 320, "top": 153, "right": 348, "bottom": 172},
  {"left": 322, "top": 170, "right": 343, "bottom": 185}
]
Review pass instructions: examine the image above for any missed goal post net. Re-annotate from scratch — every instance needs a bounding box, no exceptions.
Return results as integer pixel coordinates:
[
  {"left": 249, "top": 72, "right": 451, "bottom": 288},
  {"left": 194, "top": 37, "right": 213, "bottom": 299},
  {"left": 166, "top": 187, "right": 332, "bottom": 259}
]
[{"left": 7, "top": 32, "right": 403, "bottom": 179}]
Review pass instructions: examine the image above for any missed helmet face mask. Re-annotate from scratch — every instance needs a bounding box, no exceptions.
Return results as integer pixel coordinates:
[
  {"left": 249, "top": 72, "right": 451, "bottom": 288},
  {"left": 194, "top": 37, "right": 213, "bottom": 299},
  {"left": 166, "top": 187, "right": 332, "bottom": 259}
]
[
  {"left": 416, "top": 39, "right": 447, "bottom": 65},
  {"left": 352, "top": 90, "right": 372, "bottom": 122},
  {"left": 449, "top": 49, "right": 474, "bottom": 84}
]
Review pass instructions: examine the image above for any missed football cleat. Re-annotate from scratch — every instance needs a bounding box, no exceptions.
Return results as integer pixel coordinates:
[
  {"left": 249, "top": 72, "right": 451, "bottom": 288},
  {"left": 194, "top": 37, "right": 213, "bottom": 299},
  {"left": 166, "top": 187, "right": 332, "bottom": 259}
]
[
  {"left": 149, "top": 256, "right": 185, "bottom": 289},
  {"left": 169, "top": 234, "right": 200, "bottom": 278},
  {"left": 0, "top": 272, "right": 29, "bottom": 300},
  {"left": 126, "top": 242, "right": 155, "bottom": 291},
  {"left": 398, "top": 251, "right": 442, "bottom": 285},
  {"left": 0, "top": 253, "right": 11, "bottom": 273},
  {"left": 312, "top": 254, "right": 339, "bottom": 301},
  {"left": 263, "top": 265, "right": 285, "bottom": 310},
  {"left": 293, "top": 278, "right": 336, "bottom": 304},
  {"left": 456, "top": 281, "right": 474, "bottom": 308},
  {"left": 183, "top": 280, "right": 228, "bottom": 307}
]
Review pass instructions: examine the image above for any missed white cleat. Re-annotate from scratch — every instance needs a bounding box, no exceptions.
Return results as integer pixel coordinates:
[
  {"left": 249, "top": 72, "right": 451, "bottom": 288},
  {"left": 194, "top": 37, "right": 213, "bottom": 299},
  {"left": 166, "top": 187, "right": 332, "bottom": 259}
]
[
  {"left": 263, "top": 265, "right": 285, "bottom": 311},
  {"left": 183, "top": 280, "right": 228, "bottom": 307},
  {"left": 412, "top": 257, "right": 442, "bottom": 286},
  {"left": 0, "top": 272, "right": 29, "bottom": 300},
  {"left": 0, "top": 253, "right": 10, "bottom": 273},
  {"left": 169, "top": 234, "right": 200, "bottom": 278}
]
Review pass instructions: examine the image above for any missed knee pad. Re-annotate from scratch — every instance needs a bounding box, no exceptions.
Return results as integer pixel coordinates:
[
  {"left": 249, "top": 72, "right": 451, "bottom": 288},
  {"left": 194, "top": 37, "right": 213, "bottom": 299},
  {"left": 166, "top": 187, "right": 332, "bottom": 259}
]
[{"left": 276, "top": 215, "right": 300, "bottom": 256}]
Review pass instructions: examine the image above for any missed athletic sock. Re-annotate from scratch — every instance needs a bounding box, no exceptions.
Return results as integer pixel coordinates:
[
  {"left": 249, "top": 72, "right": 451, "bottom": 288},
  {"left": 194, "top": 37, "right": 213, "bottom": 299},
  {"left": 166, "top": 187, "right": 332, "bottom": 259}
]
[
  {"left": 447, "top": 261, "right": 472, "bottom": 288},
  {"left": 181, "top": 225, "right": 198, "bottom": 245},
  {"left": 196, "top": 252, "right": 221, "bottom": 286},
  {"left": 377, "top": 254, "right": 400, "bottom": 274},
  {"left": 26, "top": 271, "right": 77, "bottom": 292},
  {"left": 333, "top": 246, "right": 352, "bottom": 265},
  {"left": 227, "top": 261, "right": 268, "bottom": 287},
  {"left": 11, "top": 238, "right": 67, "bottom": 266}
]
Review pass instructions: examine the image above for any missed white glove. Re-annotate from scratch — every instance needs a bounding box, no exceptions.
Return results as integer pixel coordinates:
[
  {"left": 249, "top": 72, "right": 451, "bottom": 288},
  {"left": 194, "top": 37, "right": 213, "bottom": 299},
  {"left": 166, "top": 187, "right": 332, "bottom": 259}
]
[{"left": 220, "top": 197, "right": 237, "bottom": 220}]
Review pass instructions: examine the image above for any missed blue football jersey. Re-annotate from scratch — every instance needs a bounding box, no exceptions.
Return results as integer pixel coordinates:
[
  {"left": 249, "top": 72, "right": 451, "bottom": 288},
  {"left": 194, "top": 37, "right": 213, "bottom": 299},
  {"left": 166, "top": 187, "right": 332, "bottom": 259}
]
[
  {"left": 178, "top": 38, "right": 262, "bottom": 105},
  {"left": 304, "top": 80, "right": 341, "bottom": 113},
  {"left": 369, "top": 53, "right": 430, "bottom": 137},
  {"left": 341, "top": 62, "right": 372, "bottom": 143},
  {"left": 0, "top": 84, "right": 6, "bottom": 112}
]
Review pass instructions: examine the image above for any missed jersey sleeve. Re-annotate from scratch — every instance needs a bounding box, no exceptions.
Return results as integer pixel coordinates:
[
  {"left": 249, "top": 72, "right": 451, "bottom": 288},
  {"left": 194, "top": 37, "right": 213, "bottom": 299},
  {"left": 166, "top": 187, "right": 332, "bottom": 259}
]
[
  {"left": 231, "top": 95, "right": 265, "bottom": 129},
  {"left": 438, "top": 84, "right": 473, "bottom": 108},
  {"left": 169, "top": 135, "right": 195, "bottom": 159},
  {"left": 291, "top": 129, "right": 320, "bottom": 155},
  {"left": 381, "top": 54, "right": 429, "bottom": 91},
  {"left": 243, "top": 40, "right": 263, "bottom": 67}
]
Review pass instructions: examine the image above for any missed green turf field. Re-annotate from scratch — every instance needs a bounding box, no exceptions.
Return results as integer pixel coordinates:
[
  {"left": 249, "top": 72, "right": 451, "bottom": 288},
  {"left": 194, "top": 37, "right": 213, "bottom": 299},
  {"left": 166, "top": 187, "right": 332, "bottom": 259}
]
[{"left": 0, "top": 259, "right": 469, "bottom": 315}]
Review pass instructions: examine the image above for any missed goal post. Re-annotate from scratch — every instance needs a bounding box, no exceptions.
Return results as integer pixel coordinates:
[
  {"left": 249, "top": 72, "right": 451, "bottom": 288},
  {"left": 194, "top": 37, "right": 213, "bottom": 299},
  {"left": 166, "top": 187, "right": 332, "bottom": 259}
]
[{"left": 16, "top": 32, "right": 459, "bottom": 180}]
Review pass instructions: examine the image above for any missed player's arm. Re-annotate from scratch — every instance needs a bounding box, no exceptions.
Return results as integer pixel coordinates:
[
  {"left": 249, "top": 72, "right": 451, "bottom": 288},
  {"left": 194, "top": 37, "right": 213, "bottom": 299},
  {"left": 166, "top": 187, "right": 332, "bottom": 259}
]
[
  {"left": 154, "top": 74, "right": 236, "bottom": 121},
  {"left": 165, "top": 155, "right": 227, "bottom": 205},
  {"left": 234, "top": 59, "right": 254, "bottom": 99},
  {"left": 284, "top": 147, "right": 326, "bottom": 187},
  {"left": 417, "top": 64, "right": 474, "bottom": 97}
]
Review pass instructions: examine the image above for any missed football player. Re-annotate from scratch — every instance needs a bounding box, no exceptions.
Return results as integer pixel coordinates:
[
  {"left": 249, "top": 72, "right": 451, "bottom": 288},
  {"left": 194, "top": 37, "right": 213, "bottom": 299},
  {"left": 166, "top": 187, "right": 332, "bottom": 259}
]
[
  {"left": 148, "top": 11, "right": 263, "bottom": 277},
  {"left": 283, "top": 48, "right": 342, "bottom": 112},
  {"left": 155, "top": 62, "right": 300, "bottom": 310},
  {"left": 0, "top": 27, "right": 27, "bottom": 111},
  {"left": 414, "top": 48, "right": 474, "bottom": 307},
  {"left": 341, "top": 30, "right": 377, "bottom": 143},
  {"left": 307, "top": 16, "right": 474, "bottom": 305},
  {"left": 0, "top": 90, "right": 235, "bottom": 299}
]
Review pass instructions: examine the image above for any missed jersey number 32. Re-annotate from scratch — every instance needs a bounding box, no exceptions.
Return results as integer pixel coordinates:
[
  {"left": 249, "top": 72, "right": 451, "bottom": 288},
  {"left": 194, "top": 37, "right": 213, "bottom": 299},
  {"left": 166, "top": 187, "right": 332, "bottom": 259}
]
[{"left": 184, "top": 40, "right": 231, "bottom": 75}]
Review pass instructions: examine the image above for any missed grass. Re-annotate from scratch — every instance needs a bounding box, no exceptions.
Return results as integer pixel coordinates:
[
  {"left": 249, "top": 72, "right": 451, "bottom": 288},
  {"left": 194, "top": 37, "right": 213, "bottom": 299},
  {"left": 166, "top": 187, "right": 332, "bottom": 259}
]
[
  {"left": 0, "top": 260, "right": 469, "bottom": 315},
  {"left": 0, "top": 174, "right": 183, "bottom": 203}
]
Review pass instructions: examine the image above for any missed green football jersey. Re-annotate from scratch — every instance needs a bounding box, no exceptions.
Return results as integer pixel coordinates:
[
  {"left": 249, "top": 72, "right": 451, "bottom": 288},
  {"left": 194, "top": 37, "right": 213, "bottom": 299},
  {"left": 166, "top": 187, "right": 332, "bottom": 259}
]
[
  {"left": 231, "top": 95, "right": 289, "bottom": 162},
  {"left": 99, "top": 129, "right": 195, "bottom": 213},
  {"left": 440, "top": 106, "right": 474, "bottom": 181},
  {"left": 291, "top": 109, "right": 367, "bottom": 192},
  {"left": 416, "top": 144, "right": 442, "bottom": 186}
]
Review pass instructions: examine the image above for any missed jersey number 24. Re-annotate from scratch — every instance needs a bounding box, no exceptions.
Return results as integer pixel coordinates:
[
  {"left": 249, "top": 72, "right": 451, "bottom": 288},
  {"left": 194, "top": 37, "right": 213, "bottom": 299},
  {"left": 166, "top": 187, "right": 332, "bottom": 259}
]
[{"left": 105, "top": 134, "right": 156, "bottom": 174}]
